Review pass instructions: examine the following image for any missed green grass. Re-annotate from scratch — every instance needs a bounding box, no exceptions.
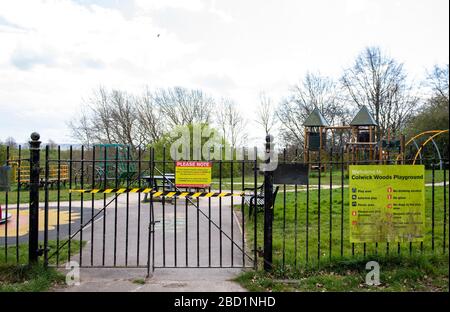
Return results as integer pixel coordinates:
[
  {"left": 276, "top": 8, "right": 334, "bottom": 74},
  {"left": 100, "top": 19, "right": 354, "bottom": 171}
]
[
  {"left": 236, "top": 184, "right": 449, "bottom": 291},
  {"left": 245, "top": 185, "right": 449, "bottom": 267},
  {"left": 0, "top": 264, "right": 65, "bottom": 292},
  {"left": 236, "top": 254, "right": 449, "bottom": 292},
  {"left": 132, "top": 278, "right": 146, "bottom": 285},
  {"left": 0, "top": 240, "right": 84, "bottom": 292},
  {"left": 212, "top": 169, "right": 447, "bottom": 189}
]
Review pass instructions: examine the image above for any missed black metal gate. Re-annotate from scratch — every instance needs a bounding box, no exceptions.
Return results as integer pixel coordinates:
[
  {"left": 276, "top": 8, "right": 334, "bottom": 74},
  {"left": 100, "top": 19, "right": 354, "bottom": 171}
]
[{"left": 37, "top": 142, "right": 259, "bottom": 272}]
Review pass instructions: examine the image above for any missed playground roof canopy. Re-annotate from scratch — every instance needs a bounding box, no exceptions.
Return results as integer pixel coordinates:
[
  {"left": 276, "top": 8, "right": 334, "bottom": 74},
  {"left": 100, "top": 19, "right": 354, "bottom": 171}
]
[
  {"left": 303, "top": 108, "right": 329, "bottom": 127},
  {"left": 350, "top": 105, "right": 378, "bottom": 126}
]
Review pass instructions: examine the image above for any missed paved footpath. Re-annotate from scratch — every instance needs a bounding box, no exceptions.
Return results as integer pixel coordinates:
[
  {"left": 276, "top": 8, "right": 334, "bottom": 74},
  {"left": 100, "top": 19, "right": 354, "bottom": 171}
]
[
  {"left": 53, "top": 193, "right": 249, "bottom": 292},
  {"left": 53, "top": 267, "right": 247, "bottom": 292}
]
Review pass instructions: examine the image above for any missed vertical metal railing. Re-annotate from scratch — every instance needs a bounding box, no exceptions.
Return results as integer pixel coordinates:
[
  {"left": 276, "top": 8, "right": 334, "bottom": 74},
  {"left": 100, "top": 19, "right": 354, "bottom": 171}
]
[
  {"left": 79, "top": 145, "right": 84, "bottom": 265},
  {"left": 253, "top": 146, "right": 258, "bottom": 270},
  {"left": 125, "top": 146, "right": 130, "bottom": 266},
  {"left": 4, "top": 146, "right": 9, "bottom": 263},
  {"left": 43, "top": 145, "right": 49, "bottom": 267},
  {"left": 101, "top": 146, "right": 107, "bottom": 266},
  {"left": 149, "top": 147, "right": 155, "bottom": 274},
  {"left": 136, "top": 147, "right": 142, "bottom": 267},
  {"left": 281, "top": 148, "right": 286, "bottom": 272},
  {"left": 161, "top": 146, "right": 166, "bottom": 267},
  {"left": 241, "top": 147, "right": 246, "bottom": 267},
  {"left": 15, "top": 146, "right": 21, "bottom": 263},
  {"left": 91, "top": 146, "right": 96, "bottom": 266},
  {"left": 230, "top": 150, "right": 234, "bottom": 267},
  {"left": 444, "top": 162, "right": 447, "bottom": 254},
  {"left": 68, "top": 146, "right": 73, "bottom": 263},
  {"left": 294, "top": 149, "right": 299, "bottom": 268},
  {"left": 56, "top": 146, "right": 61, "bottom": 266},
  {"left": 219, "top": 146, "right": 223, "bottom": 267},
  {"left": 13, "top": 134, "right": 446, "bottom": 273},
  {"left": 113, "top": 146, "right": 118, "bottom": 266}
]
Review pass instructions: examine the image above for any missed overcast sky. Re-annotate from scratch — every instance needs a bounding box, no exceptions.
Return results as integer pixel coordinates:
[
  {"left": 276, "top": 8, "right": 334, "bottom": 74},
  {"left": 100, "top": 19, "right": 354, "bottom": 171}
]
[{"left": 0, "top": 0, "right": 448, "bottom": 144}]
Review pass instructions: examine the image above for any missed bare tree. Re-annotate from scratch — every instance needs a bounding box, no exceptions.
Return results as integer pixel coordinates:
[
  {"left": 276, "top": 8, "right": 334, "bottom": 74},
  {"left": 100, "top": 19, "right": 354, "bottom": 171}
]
[
  {"left": 109, "top": 90, "right": 144, "bottom": 150},
  {"left": 216, "top": 98, "right": 247, "bottom": 147},
  {"left": 69, "top": 88, "right": 145, "bottom": 150},
  {"left": 68, "top": 87, "right": 112, "bottom": 146},
  {"left": 255, "top": 92, "right": 278, "bottom": 136},
  {"left": 68, "top": 111, "right": 94, "bottom": 147},
  {"left": 341, "top": 46, "right": 418, "bottom": 137},
  {"left": 426, "top": 64, "right": 449, "bottom": 100},
  {"left": 69, "top": 86, "right": 217, "bottom": 150},
  {"left": 379, "top": 83, "right": 419, "bottom": 137},
  {"left": 4, "top": 137, "right": 17, "bottom": 149},
  {"left": 277, "top": 72, "right": 349, "bottom": 146},
  {"left": 152, "top": 87, "right": 215, "bottom": 129},
  {"left": 136, "top": 88, "right": 165, "bottom": 143}
]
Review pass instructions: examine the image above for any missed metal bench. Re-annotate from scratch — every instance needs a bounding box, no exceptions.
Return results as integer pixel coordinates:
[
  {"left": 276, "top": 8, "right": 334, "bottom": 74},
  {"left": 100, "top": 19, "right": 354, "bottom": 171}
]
[
  {"left": 141, "top": 174, "right": 175, "bottom": 202},
  {"left": 243, "top": 183, "right": 279, "bottom": 216}
]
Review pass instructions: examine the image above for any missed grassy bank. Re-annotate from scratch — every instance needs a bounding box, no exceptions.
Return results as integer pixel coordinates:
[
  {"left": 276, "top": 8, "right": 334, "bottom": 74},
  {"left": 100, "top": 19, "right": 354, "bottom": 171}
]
[
  {"left": 0, "top": 240, "right": 83, "bottom": 292},
  {"left": 236, "top": 254, "right": 448, "bottom": 292},
  {"left": 243, "top": 186, "right": 448, "bottom": 266},
  {"left": 236, "top": 184, "right": 449, "bottom": 291}
]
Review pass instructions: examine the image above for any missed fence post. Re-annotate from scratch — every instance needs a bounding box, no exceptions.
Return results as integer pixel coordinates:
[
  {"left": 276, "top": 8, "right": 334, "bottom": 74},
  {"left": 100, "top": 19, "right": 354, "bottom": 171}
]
[
  {"left": 29, "top": 132, "right": 41, "bottom": 265},
  {"left": 263, "top": 134, "right": 274, "bottom": 271}
]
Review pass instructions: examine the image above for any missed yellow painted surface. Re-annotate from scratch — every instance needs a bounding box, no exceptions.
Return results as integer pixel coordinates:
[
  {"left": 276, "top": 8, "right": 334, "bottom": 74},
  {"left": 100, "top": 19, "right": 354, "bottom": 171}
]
[{"left": 0, "top": 209, "right": 80, "bottom": 237}]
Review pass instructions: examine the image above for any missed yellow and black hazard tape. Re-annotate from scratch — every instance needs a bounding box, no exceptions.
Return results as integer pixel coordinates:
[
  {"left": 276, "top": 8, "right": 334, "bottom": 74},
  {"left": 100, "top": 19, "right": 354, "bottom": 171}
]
[{"left": 69, "top": 188, "right": 244, "bottom": 198}]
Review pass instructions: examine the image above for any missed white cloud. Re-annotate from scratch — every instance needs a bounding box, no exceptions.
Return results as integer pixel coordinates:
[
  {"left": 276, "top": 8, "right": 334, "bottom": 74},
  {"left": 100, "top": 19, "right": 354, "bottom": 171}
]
[
  {"left": 0, "top": 0, "right": 448, "bottom": 144},
  {"left": 134, "top": 0, "right": 206, "bottom": 12},
  {"left": 0, "top": 0, "right": 198, "bottom": 142}
]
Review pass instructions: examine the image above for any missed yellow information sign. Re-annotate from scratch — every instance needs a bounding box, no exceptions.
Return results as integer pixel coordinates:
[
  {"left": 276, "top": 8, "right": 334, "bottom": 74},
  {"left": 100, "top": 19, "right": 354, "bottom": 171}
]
[
  {"left": 175, "top": 161, "right": 212, "bottom": 188},
  {"left": 349, "top": 165, "right": 425, "bottom": 243}
]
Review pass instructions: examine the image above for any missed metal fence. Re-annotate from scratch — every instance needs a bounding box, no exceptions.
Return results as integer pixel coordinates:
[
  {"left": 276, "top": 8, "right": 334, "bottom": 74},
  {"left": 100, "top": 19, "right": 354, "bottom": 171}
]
[
  {"left": 1, "top": 144, "right": 30, "bottom": 264},
  {"left": 0, "top": 133, "right": 448, "bottom": 275},
  {"left": 269, "top": 153, "right": 448, "bottom": 272}
]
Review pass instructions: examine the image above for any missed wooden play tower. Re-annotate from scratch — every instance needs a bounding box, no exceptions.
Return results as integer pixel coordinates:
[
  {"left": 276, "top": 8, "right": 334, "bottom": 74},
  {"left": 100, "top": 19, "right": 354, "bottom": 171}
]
[
  {"left": 302, "top": 105, "right": 418, "bottom": 164},
  {"left": 346, "top": 105, "right": 379, "bottom": 162},
  {"left": 303, "top": 108, "right": 329, "bottom": 163}
]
